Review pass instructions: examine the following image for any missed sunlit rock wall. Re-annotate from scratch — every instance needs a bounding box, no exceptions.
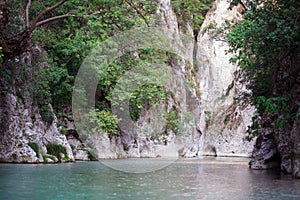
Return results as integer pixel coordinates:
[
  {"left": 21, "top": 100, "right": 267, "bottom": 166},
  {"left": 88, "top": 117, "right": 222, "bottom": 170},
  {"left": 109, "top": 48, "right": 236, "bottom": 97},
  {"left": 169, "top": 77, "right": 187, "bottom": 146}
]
[
  {"left": 196, "top": 0, "right": 255, "bottom": 157},
  {"left": 0, "top": 0, "right": 257, "bottom": 163},
  {"left": 114, "top": 0, "right": 202, "bottom": 159},
  {"left": 119, "top": 0, "right": 256, "bottom": 158}
]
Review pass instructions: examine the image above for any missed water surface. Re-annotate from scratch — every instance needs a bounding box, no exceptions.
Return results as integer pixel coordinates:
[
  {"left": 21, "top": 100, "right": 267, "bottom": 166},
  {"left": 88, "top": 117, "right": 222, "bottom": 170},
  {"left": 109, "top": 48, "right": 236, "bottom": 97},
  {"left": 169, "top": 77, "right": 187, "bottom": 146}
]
[{"left": 0, "top": 157, "right": 299, "bottom": 200}]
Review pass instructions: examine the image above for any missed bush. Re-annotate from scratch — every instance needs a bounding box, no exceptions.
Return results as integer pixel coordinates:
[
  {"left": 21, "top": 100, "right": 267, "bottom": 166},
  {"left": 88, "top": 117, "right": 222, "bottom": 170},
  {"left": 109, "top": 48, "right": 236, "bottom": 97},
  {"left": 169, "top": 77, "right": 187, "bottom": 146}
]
[
  {"left": 46, "top": 143, "right": 68, "bottom": 161},
  {"left": 129, "top": 84, "right": 166, "bottom": 121},
  {"left": 166, "top": 110, "right": 195, "bottom": 136},
  {"left": 42, "top": 154, "right": 57, "bottom": 163},
  {"left": 166, "top": 109, "right": 180, "bottom": 135},
  {"left": 28, "top": 142, "right": 39, "bottom": 157},
  {"left": 87, "top": 150, "right": 98, "bottom": 161},
  {"left": 38, "top": 106, "right": 54, "bottom": 125},
  {"left": 171, "top": 0, "right": 213, "bottom": 32},
  {"left": 82, "top": 109, "right": 119, "bottom": 136},
  {"left": 227, "top": 0, "right": 300, "bottom": 139}
]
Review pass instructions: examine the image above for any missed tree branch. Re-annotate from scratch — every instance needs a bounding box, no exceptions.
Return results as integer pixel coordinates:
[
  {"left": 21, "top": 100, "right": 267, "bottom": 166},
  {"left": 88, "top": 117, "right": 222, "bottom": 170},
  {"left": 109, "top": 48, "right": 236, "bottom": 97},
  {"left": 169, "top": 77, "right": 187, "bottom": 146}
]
[
  {"left": 25, "top": 0, "right": 31, "bottom": 28},
  {"left": 124, "top": 0, "right": 149, "bottom": 27},
  {"left": 36, "top": 13, "right": 74, "bottom": 27},
  {"left": 30, "top": 0, "right": 68, "bottom": 32}
]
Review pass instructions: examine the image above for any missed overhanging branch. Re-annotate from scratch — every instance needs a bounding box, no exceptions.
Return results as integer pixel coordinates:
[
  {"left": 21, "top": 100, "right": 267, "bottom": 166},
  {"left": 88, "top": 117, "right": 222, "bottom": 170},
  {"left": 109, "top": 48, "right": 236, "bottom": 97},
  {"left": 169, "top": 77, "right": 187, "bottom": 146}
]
[
  {"left": 36, "top": 13, "right": 74, "bottom": 27},
  {"left": 25, "top": 0, "right": 31, "bottom": 28},
  {"left": 30, "top": 0, "right": 68, "bottom": 32},
  {"left": 124, "top": 0, "right": 149, "bottom": 27}
]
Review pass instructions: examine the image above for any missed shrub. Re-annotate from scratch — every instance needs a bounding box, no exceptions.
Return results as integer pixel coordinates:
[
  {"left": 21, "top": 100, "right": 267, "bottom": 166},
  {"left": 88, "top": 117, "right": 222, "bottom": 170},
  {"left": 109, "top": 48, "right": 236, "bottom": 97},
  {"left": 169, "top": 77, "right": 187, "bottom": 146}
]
[
  {"left": 166, "top": 109, "right": 180, "bottom": 135},
  {"left": 171, "top": 0, "right": 213, "bottom": 32},
  {"left": 28, "top": 142, "right": 39, "bottom": 157},
  {"left": 87, "top": 150, "right": 98, "bottom": 161},
  {"left": 38, "top": 106, "right": 54, "bottom": 125},
  {"left": 129, "top": 84, "right": 166, "bottom": 121},
  {"left": 42, "top": 154, "right": 57, "bottom": 163},
  {"left": 227, "top": 0, "right": 300, "bottom": 139},
  {"left": 81, "top": 109, "right": 119, "bottom": 136},
  {"left": 46, "top": 143, "right": 68, "bottom": 161}
]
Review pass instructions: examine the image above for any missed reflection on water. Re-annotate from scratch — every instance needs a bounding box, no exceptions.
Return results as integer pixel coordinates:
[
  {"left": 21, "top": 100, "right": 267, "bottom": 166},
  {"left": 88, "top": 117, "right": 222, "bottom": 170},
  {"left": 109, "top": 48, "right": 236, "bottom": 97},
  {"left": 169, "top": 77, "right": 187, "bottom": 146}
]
[
  {"left": 101, "top": 157, "right": 178, "bottom": 173},
  {"left": 0, "top": 157, "right": 299, "bottom": 200}
]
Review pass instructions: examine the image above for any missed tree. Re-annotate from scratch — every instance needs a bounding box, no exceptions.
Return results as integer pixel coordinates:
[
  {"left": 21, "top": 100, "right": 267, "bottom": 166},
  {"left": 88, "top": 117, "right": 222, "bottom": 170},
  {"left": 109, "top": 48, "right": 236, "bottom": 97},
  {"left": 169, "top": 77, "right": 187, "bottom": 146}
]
[
  {"left": 0, "top": 0, "right": 157, "bottom": 112},
  {"left": 0, "top": 0, "right": 73, "bottom": 64},
  {"left": 227, "top": 0, "right": 300, "bottom": 138}
]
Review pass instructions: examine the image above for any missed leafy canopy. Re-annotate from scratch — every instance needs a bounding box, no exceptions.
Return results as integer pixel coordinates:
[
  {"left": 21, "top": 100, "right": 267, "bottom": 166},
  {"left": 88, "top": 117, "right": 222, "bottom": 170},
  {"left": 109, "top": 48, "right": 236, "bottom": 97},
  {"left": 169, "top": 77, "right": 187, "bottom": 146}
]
[{"left": 227, "top": 0, "right": 300, "bottom": 139}]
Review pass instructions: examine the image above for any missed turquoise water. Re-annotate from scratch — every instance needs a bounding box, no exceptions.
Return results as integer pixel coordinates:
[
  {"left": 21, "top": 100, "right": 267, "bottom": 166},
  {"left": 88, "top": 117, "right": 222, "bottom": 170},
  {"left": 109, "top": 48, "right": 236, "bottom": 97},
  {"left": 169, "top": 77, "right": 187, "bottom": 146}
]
[{"left": 0, "top": 157, "right": 300, "bottom": 200}]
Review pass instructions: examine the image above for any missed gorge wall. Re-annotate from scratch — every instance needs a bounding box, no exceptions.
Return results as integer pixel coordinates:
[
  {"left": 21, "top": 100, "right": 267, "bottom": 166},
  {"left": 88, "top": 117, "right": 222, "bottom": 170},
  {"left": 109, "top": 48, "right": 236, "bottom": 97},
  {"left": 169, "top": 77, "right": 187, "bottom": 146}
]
[
  {"left": 0, "top": 0, "right": 255, "bottom": 163},
  {"left": 0, "top": 64, "right": 74, "bottom": 163},
  {"left": 196, "top": 0, "right": 255, "bottom": 157},
  {"left": 71, "top": 0, "right": 255, "bottom": 160}
]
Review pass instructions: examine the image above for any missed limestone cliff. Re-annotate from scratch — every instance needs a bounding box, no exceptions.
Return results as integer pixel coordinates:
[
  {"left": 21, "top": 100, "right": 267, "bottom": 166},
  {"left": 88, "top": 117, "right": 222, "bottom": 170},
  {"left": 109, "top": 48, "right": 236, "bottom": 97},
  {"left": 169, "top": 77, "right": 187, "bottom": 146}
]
[
  {"left": 0, "top": 0, "right": 256, "bottom": 163},
  {"left": 0, "top": 67, "right": 74, "bottom": 163},
  {"left": 195, "top": 0, "right": 255, "bottom": 157},
  {"left": 75, "top": 0, "right": 255, "bottom": 159}
]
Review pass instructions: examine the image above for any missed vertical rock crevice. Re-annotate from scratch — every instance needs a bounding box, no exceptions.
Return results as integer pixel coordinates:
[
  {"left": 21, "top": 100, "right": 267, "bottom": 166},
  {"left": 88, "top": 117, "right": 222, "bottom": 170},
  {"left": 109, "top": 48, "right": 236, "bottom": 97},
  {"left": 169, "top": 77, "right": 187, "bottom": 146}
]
[{"left": 196, "top": 0, "right": 255, "bottom": 157}]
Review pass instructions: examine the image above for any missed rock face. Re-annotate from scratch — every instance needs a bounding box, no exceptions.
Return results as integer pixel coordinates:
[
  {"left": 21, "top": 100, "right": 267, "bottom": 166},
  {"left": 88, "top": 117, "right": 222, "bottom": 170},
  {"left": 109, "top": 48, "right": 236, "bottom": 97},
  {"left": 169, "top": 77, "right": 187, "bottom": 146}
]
[
  {"left": 0, "top": 0, "right": 256, "bottom": 163},
  {"left": 96, "top": 0, "right": 255, "bottom": 159},
  {"left": 292, "top": 120, "right": 300, "bottom": 178},
  {"left": 0, "top": 0, "right": 298, "bottom": 179},
  {"left": 0, "top": 92, "right": 74, "bottom": 163},
  {"left": 196, "top": 0, "right": 255, "bottom": 157},
  {"left": 72, "top": 0, "right": 201, "bottom": 159}
]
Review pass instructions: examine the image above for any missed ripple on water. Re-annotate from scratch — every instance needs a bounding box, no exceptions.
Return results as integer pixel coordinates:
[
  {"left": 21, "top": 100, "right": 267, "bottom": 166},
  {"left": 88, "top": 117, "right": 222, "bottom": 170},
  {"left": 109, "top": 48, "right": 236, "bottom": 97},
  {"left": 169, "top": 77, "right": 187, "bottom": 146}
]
[{"left": 0, "top": 158, "right": 300, "bottom": 200}]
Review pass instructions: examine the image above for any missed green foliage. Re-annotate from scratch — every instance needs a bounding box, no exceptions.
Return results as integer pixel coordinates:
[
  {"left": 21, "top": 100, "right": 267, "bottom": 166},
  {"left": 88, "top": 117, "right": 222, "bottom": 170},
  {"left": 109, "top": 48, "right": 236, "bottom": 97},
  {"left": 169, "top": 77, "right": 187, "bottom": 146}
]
[
  {"left": 30, "top": 0, "right": 159, "bottom": 118},
  {"left": 32, "top": 66, "right": 51, "bottom": 106},
  {"left": 245, "top": 96, "right": 291, "bottom": 141},
  {"left": 227, "top": 0, "right": 300, "bottom": 94},
  {"left": 32, "top": 64, "right": 55, "bottom": 124},
  {"left": 227, "top": 0, "right": 300, "bottom": 138},
  {"left": 171, "top": 0, "right": 213, "bottom": 31},
  {"left": 28, "top": 142, "right": 39, "bottom": 157},
  {"left": 12, "top": 154, "right": 17, "bottom": 160},
  {"left": 28, "top": 1, "right": 161, "bottom": 135},
  {"left": 46, "top": 143, "right": 68, "bottom": 161},
  {"left": 32, "top": 62, "right": 70, "bottom": 124},
  {"left": 165, "top": 109, "right": 195, "bottom": 135},
  {"left": 0, "top": 67, "right": 13, "bottom": 93},
  {"left": 82, "top": 109, "right": 119, "bottom": 135},
  {"left": 42, "top": 154, "right": 57, "bottom": 163},
  {"left": 245, "top": 115, "right": 260, "bottom": 141},
  {"left": 129, "top": 84, "right": 166, "bottom": 121},
  {"left": 256, "top": 96, "right": 290, "bottom": 118},
  {"left": 204, "top": 110, "right": 212, "bottom": 128},
  {"left": 228, "top": 0, "right": 300, "bottom": 92},
  {"left": 48, "top": 67, "right": 73, "bottom": 112},
  {"left": 60, "top": 127, "right": 67, "bottom": 135},
  {"left": 38, "top": 106, "right": 55, "bottom": 125},
  {"left": 87, "top": 150, "right": 98, "bottom": 161},
  {"left": 3, "top": 0, "right": 205, "bottom": 140},
  {"left": 105, "top": 49, "right": 171, "bottom": 122},
  {"left": 166, "top": 109, "right": 180, "bottom": 134}
]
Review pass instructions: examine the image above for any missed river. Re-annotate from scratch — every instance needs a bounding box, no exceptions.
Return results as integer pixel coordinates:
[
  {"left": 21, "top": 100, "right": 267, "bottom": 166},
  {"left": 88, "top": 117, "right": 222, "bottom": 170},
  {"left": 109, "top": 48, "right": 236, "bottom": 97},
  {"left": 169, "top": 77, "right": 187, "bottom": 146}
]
[{"left": 0, "top": 157, "right": 299, "bottom": 200}]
